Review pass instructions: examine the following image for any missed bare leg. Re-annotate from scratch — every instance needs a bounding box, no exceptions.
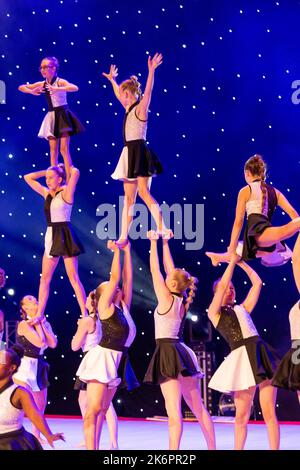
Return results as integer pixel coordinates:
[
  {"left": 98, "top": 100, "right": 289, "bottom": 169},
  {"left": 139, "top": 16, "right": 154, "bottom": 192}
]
[
  {"left": 256, "top": 218, "right": 300, "bottom": 247},
  {"left": 234, "top": 387, "right": 256, "bottom": 450},
  {"left": 63, "top": 256, "right": 87, "bottom": 316},
  {"left": 160, "top": 379, "right": 183, "bottom": 450},
  {"left": 297, "top": 391, "right": 300, "bottom": 405},
  {"left": 60, "top": 135, "right": 72, "bottom": 182},
  {"left": 84, "top": 381, "right": 108, "bottom": 450},
  {"left": 96, "top": 387, "right": 118, "bottom": 450},
  {"left": 180, "top": 375, "right": 216, "bottom": 449},
  {"left": 106, "top": 402, "right": 118, "bottom": 450},
  {"left": 206, "top": 251, "right": 231, "bottom": 266},
  {"left": 77, "top": 390, "right": 87, "bottom": 447},
  {"left": 117, "top": 181, "right": 138, "bottom": 247},
  {"left": 137, "top": 177, "right": 168, "bottom": 234},
  {"left": 49, "top": 137, "right": 59, "bottom": 167},
  {"left": 32, "top": 389, "right": 47, "bottom": 443},
  {"left": 292, "top": 233, "right": 300, "bottom": 293},
  {"left": 259, "top": 380, "right": 280, "bottom": 450},
  {"left": 37, "top": 255, "right": 60, "bottom": 316}
]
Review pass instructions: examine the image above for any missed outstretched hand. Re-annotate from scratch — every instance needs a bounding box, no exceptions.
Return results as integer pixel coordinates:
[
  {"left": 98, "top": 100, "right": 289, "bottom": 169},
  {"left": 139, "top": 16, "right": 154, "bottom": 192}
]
[
  {"left": 45, "top": 83, "right": 60, "bottom": 94},
  {"left": 102, "top": 64, "right": 119, "bottom": 82},
  {"left": 30, "top": 85, "right": 44, "bottom": 96},
  {"left": 148, "top": 53, "right": 163, "bottom": 71},
  {"left": 46, "top": 433, "right": 65, "bottom": 448}
]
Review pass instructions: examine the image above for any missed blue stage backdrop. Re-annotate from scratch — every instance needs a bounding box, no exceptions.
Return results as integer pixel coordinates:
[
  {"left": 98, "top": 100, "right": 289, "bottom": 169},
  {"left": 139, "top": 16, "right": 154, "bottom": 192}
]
[{"left": 1, "top": 0, "right": 300, "bottom": 420}]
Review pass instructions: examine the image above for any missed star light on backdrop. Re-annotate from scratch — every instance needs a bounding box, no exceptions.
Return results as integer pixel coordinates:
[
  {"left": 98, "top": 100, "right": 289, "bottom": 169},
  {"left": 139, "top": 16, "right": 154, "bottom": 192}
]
[{"left": 1, "top": 0, "right": 300, "bottom": 419}]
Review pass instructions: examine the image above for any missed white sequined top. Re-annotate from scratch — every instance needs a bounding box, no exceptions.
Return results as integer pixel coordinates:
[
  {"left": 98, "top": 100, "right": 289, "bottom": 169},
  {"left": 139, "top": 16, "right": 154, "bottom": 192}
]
[
  {"left": 46, "top": 77, "right": 67, "bottom": 108},
  {"left": 124, "top": 103, "right": 147, "bottom": 142},
  {"left": 246, "top": 181, "right": 268, "bottom": 218},
  {"left": 289, "top": 301, "right": 300, "bottom": 340},
  {"left": 0, "top": 383, "right": 24, "bottom": 434},
  {"left": 82, "top": 317, "right": 102, "bottom": 353},
  {"left": 154, "top": 295, "right": 185, "bottom": 340},
  {"left": 233, "top": 304, "right": 259, "bottom": 338},
  {"left": 47, "top": 191, "right": 72, "bottom": 223}
]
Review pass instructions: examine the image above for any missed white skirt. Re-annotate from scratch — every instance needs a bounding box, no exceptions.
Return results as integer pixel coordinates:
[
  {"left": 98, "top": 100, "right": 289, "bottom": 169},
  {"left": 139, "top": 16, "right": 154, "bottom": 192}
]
[
  {"left": 236, "top": 241, "right": 292, "bottom": 267},
  {"left": 76, "top": 345, "right": 123, "bottom": 389},
  {"left": 13, "top": 357, "right": 42, "bottom": 392},
  {"left": 208, "top": 345, "right": 256, "bottom": 393},
  {"left": 44, "top": 226, "right": 53, "bottom": 259},
  {"left": 38, "top": 112, "right": 55, "bottom": 140}
]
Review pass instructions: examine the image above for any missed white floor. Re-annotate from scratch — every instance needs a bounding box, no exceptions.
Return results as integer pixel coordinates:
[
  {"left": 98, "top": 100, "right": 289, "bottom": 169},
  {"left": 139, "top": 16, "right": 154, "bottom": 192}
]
[{"left": 24, "top": 417, "right": 300, "bottom": 450}]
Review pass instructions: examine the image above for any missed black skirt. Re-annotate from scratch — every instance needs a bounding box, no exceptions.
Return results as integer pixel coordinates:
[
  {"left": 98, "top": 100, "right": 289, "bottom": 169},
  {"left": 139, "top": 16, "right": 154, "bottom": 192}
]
[
  {"left": 0, "top": 427, "right": 43, "bottom": 450},
  {"left": 126, "top": 139, "right": 163, "bottom": 178},
  {"left": 242, "top": 213, "right": 282, "bottom": 261},
  {"left": 272, "top": 341, "right": 300, "bottom": 391},
  {"left": 37, "top": 357, "right": 50, "bottom": 390},
  {"left": 144, "top": 338, "right": 201, "bottom": 385},
  {"left": 49, "top": 222, "right": 84, "bottom": 258},
  {"left": 54, "top": 105, "right": 85, "bottom": 138},
  {"left": 239, "top": 337, "right": 279, "bottom": 384}
]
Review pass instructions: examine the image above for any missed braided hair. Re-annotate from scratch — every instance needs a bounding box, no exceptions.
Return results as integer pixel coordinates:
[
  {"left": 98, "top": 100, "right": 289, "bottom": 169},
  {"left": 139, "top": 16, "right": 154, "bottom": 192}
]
[
  {"left": 244, "top": 154, "right": 267, "bottom": 214},
  {"left": 172, "top": 268, "right": 198, "bottom": 313}
]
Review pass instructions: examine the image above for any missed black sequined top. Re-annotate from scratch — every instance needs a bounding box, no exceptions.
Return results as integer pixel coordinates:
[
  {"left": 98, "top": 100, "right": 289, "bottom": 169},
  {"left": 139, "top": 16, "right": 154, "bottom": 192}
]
[
  {"left": 99, "top": 305, "right": 129, "bottom": 352},
  {"left": 16, "top": 334, "right": 40, "bottom": 359},
  {"left": 216, "top": 305, "right": 259, "bottom": 351}
]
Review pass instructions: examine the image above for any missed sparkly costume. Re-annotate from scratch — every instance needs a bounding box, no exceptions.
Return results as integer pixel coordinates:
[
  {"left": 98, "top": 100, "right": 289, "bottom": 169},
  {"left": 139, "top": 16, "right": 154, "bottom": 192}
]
[
  {"left": 144, "top": 293, "right": 203, "bottom": 385},
  {"left": 44, "top": 189, "right": 84, "bottom": 258},
  {"left": 209, "top": 304, "right": 278, "bottom": 393},
  {"left": 38, "top": 76, "right": 84, "bottom": 140},
  {"left": 111, "top": 101, "right": 163, "bottom": 181}
]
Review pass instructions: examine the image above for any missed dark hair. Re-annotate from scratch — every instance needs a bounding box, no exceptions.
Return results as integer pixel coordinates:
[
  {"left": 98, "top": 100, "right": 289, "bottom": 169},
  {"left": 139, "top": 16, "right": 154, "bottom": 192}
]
[
  {"left": 120, "top": 76, "right": 142, "bottom": 99},
  {"left": 6, "top": 344, "right": 24, "bottom": 370},
  {"left": 47, "top": 163, "right": 66, "bottom": 185},
  {"left": 244, "top": 154, "right": 267, "bottom": 213},
  {"left": 42, "top": 56, "right": 59, "bottom": 71},
  {"left": 19, "top": 297, "right": 27, "bottom": 321}
]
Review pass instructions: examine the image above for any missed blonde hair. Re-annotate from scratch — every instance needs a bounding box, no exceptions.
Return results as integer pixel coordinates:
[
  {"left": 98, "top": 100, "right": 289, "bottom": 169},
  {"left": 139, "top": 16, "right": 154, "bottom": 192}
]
[
  {"left": 120, "top": 75, "right": 142, "bottom": 99},
  {"left": 171, "top": 268, "right": 198, "bottom": 312},
  {"left": 47, "top": 163, "right": 66, "bottom": 185}
]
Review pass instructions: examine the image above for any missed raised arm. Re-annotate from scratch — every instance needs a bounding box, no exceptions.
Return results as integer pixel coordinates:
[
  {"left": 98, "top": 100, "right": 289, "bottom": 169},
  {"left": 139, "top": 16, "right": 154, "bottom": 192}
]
[
  {"left": 227, "top": 186, "right": 249, "bottom": 253},
  {"left": 162, "top": 239, "right": 175, "bottom": 275},
  {"left": 208, "top": 254, "right": 240, "bottom": 327},
  {"left": 102, "top": 65, "right": 121, "bottom": 102},
  {"left": 121, "top": 242, "right": 133, "bottom": 309},
  {"left": 71, "top": 317, "right": 92, "bottom": 352},
  {"left": 40, "top": 319, "right": 57, "bottom": 349},
  {"left": 15, "top": 388, "right": 65, "bottom": 448},
  {"left": 24, "top": 170, "right": 48, "bottom": 198},
  {"left": 18, "top": 321, "right": 46, "bottom": 349},
  {"left": 0, "top": 310, "right": 4, "bottom": 332},
  {"left": 238, "top": 261, "right": 262, "bottom": 314},
  {"left": 18, "top": 81, "right": 44, "bottom": 96},
  {"left": 63, "top": 166, "right": 80, "bottom": 203},
  {"left": 98, "top": 242, "right": 122, "bottom": 313},
  {"left": 292, "top": 232, "right": 300, "bottom": 293},
  {"left": 137, "top": 53, "right": 163, "bottom": 120},
  {"left": 148, "top": 231, "right": 173, "bottom": 309},
  {"left": 276, "top": 189, "right": 299, "bottom": 220}
]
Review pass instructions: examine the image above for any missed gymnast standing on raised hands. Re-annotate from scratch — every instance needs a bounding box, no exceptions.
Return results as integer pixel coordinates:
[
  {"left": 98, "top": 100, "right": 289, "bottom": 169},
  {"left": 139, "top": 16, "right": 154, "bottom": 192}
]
[
  {"left": 144, "top": 232, "right": 215, "bottom": 450},
  {"left": 18, "top": 56, "right": 84, "bottom": 181},
  {"left": 24, "top": 163, "right": 86, "bottom": 320},
  {"left": 103, "top": 54, "right": 172, "bottom": 247},
  {"left": 206, "top": 154, "right": 299, "bottom": 267}
]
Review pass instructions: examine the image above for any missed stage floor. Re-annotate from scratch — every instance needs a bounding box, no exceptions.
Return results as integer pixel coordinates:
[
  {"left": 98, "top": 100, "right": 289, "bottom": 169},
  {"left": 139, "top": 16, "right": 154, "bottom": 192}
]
[{"left": 24, "top": 416, "right": 300, "bottom": 450}]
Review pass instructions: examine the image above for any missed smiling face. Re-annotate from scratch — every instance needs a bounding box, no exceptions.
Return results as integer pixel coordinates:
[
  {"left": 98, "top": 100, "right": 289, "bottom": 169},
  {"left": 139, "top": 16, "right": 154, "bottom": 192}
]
[
  {"left": 46, "top": 169, "right": 62, "bottom": 191},
  {"left": 21, "top": 295, "right": 38, "bottom": 320},
  {"left": 39, "top": 58, "right": 57, "bottom": 81}
]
